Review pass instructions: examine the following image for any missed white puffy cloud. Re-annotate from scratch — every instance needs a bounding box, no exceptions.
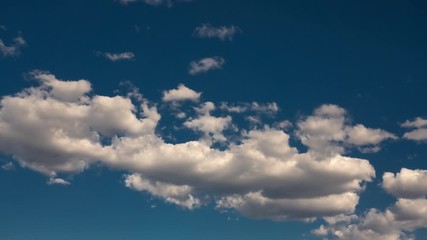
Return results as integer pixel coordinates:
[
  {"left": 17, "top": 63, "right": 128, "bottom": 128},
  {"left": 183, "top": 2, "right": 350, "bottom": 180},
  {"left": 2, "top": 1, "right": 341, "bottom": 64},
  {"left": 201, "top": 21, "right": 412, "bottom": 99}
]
[
  {"left": 193, "top": 24, "right": 241, "bottom": 41},
  {"left": 189, "top": 57, "right": 225, "bottom": 75},
  {"left": 0, "top": 73, "right": 397, "bottom": 221},
  {"left": 125, "top": 173, "right": 201, "bottom": 209},
  {"left": 382, "top": 168, "right": 427, "bottom": 199},
  {"left": 297, "top": 104, "right": 396, "bottom": 157},
  {"left": 313, "top": 199, "right": 427, "bottom": 240},
  {"left": 162, "top": 84, "right": 201, "bottom": 102},
  {"left": 0, "top": 36, "right": 26, "bottom": 57},
  {"left": 402, "top": 117, "right": 427, "bottom": 142},
  {"left": 183, "top": 102, "right": 232, "bottom": 142},
  {"left": 313, "top": 168, "right": 427, "bottom": 239},
  {"left": 98, "top": 51, "right": 135, "bottom": 61}
]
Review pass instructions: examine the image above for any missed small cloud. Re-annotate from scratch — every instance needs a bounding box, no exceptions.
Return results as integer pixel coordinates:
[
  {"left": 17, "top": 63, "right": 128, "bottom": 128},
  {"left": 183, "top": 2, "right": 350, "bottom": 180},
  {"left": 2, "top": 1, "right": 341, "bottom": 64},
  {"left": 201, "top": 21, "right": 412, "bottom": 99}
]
[
  {"left": 97, "top": 51, "right": 135, "bottom": 61},
  {"left": 401, "top": 117, "right": 427, "bottom": 142},
  {"left": 162, "top": 84, "right": 201, "bottom": 102},
  {"left": 193, "top": 24, "right": 241, "bottom": 41},
  {"left": 47, "top": 178, "right": 71, "bottom": 186},
  {"left": 0, "top": 36, "right": 26, "bottom": 57},
  {"left": 189, "top": 57, "right": 224, "bottom": 75},
  {"left": 1, "top": 162, "right": 15, "bottom": 171}
]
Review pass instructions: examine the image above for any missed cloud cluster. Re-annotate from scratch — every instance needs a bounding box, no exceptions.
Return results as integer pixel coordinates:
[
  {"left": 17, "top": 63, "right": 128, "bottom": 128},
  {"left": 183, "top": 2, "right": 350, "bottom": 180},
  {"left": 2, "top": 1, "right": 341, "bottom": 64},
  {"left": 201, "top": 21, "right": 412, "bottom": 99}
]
[
  {"left": 297, "top": 104, "right": 397, "bottom": 156},
  {"left": 189, "top": 57, "right": 225, "bottom": 75},
  {"left": 0, "top": 35, "right": 26, "bottom": 57},
  {"left": 98, "top": 51, "right": 135, "bottom": 61},
  {"left": 193, "top": 24, "right": 241, "bottom": 41},
  {"left": 0, "top": 73, "right": 400, "bottom": 221},
  {"left": 313, "top": 168, "right": 427, "bottom": 239},
  {"left": 402, "top": 117, "right": 427, "bottom": 142}
]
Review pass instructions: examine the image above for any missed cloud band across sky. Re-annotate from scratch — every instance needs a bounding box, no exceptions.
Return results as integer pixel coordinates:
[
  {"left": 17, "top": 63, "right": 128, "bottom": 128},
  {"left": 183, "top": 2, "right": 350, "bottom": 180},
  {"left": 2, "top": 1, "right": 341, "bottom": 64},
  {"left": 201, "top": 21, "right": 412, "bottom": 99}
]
[{"left": 0, "top": 72, "right": 407, "bottom": 223}]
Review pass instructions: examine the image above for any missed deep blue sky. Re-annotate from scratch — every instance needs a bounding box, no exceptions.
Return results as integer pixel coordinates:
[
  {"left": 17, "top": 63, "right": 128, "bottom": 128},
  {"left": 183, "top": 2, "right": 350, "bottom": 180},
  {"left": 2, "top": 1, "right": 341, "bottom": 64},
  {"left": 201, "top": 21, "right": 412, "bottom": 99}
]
[{"left": 1, "top": 0, "right": 427, "bottom": 239}]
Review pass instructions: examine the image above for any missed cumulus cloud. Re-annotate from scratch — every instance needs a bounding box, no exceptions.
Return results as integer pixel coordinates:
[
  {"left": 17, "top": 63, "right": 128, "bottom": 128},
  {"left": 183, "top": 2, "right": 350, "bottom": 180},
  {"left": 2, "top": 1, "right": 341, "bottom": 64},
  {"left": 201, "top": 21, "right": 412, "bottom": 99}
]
[
  {"left": 98, "top": 51, "right": 135, "bottom": 61},
  {"left": 402, "top": 117, "right": 427, "bottom": 142},
  {"left": 382, "top": 168, "right": 427, "bottom": 199},
  {"left": 297, "top": 104, "right": 397, "bottom": 157},
  {"left": 193, "top": 24, "right": 241, "bottom": 41},
  {"left": 312, "top": 168, "right": 427, "bottom": 239},
  {"left": 0, "top": 73, "right": 400, "bottom": 221},
  {"left": 189, "top": 57, "right": 225, "bottom": 75},
  {"left": 183, "top": 102, "right": 232, "bottom": 142},
  {"left": 125, "top": 173, "right": 201, "bottom": 209},
  {"left": 0, "top": 36, "right": 26, "bottom": 57},
  {"left": 162, "top": 84, "right": 201, "bottom": 102}
]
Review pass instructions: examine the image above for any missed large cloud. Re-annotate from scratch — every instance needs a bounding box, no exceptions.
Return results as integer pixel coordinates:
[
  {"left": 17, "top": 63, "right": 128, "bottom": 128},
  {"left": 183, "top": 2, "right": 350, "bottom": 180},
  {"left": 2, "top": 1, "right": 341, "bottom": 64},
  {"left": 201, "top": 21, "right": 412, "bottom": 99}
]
[
  {"left": 313, "top": 168, "right": 427, "bottom": 239},
  {"left": 0, "top": 73, "right": 399, "bottom": 221}
]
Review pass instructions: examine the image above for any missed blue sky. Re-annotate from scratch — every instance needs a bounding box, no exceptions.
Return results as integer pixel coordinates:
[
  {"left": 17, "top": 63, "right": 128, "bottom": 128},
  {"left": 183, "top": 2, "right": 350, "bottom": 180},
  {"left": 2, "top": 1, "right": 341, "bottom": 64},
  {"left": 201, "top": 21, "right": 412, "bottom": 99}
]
[{"left": 1, "top": 0, "right": 427, "bottom": 239}]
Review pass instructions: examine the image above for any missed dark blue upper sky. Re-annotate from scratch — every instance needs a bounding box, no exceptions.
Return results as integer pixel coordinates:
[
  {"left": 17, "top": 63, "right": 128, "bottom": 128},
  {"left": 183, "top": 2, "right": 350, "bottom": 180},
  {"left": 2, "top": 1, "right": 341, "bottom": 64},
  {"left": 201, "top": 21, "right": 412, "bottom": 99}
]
[{"left": 1, "top": 0, "right": 427, "bottom": 239}]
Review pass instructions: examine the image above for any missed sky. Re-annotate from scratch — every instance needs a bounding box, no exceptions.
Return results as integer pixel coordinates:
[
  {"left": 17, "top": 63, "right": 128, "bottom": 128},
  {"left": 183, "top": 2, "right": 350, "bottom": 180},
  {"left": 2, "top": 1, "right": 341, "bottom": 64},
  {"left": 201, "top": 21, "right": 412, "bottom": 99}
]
[{"left": 0, "top": 0, "right": 427, "bottom": 239}]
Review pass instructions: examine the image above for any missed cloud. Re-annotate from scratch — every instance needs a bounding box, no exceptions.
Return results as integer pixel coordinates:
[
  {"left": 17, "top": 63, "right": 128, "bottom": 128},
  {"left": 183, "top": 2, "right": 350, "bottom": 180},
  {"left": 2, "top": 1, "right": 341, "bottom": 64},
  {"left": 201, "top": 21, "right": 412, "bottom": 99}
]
[
  {"left": 98, "top": 51, "right": 135, "bottom": 61},
  {"left": 47, "top": 178, "right": 71, "bottom": 186},
  {"left": 1, "top": 162, "right": 15, "bottom": 171},
  {"left": 125, "top": 173, "right": 201, "bottom": 209},
  {"left": 382, "top": 168, "right": 427, "bottom": 199},
  {"left": 402, "top": 117, "right": 427, "bottom": 142},
  {"left": 402, "top": 117, "right": 427, "bottom": 128},
  {"left": 117, "top": 0, "right": 190, "bottom": 7},
  {"left": 193, "top": 24, "right": 241, "bottom": 41},
  {"left": 312, "top": 168, "right": 427, "bottom": 239},
  {"left": 189, "top": 57, "right": 225, "bottom": 75},
  {"left": 0, "top": 36, "right": 26, "bottom": 57},
  {"left": 183, "top": 102, "right": 232, "bottom": 142},
  {"left": 0, "top": 73, "right": 399, "bottom": 221},
  {"left": 297, "top": 104, "right": 397, "bottom": 157},
  {"left": 162, "top": 84, "right": 201, "bottom": 102},
  {"left": 220, "top": 102, "right": 279, "bottom": 115}
]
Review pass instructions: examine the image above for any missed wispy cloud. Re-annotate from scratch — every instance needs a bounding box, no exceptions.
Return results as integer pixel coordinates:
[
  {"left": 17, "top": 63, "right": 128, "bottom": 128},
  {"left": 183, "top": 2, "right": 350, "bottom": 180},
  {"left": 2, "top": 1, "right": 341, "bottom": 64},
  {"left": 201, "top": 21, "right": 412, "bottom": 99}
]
[
  {"left": 194, "top": 24, "right": 241, "bottom": 41},
  {"left": 98, "top": 51, "right": 135, "bottom": 61},
  {"left": 189, "top": 57, "right": 224, "bottom": 75},
  {"left": 0, "top": 36, "right": 26, "bottom": 57}
]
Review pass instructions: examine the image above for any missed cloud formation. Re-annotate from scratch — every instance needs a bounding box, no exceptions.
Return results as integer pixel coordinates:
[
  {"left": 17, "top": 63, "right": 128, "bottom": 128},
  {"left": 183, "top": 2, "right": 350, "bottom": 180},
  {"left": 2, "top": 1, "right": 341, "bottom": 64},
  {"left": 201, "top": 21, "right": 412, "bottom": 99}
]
[
  {"left": 0, "top": 36, "right": 26, "bottom": 57},
  {"left": 162, "top": 84, "right": 201, "bottom": 102},
  {"left": 194, "top": 24, "right": 241, "bottom": 41},
  {"left": 313, "top": 167, "right": 427, "bottom": 240},
  {"left": 297, "top": 104, "right": 397, "bottom": 157},
  {"left": 0, "top": 72, "right": 400, "bottom": 221},
  {"left": 402, "top": 117, "right": 427, "bottom": 141},
  {"left": 189, "top": 57, "right": 224, "bottom": 75},
  {"left": 98, "top": 51, "right": 135, "bottom": 61}
]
